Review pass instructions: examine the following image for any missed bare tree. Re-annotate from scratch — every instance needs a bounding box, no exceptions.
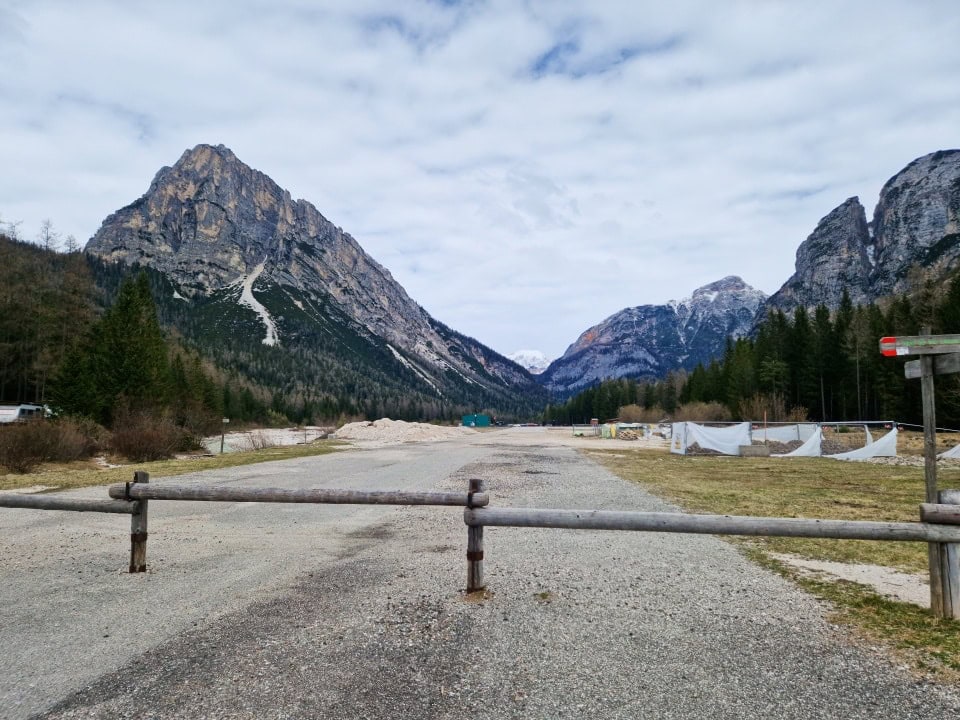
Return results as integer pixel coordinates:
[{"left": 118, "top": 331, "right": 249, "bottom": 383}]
[{"left": 38, "top": 219, "right": 60, "bottom": 252}]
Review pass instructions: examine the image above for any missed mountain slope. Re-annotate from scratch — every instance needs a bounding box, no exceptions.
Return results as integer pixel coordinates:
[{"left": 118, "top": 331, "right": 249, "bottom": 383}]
[
  {"left": 85, "top": 144, "right": 544, "bottom": 418},
  {"left": 539, "top": 276, "right": 766, "bottom": 397},
  {"left": 767, "top": 149, "right": 960, "bottom": 314}
]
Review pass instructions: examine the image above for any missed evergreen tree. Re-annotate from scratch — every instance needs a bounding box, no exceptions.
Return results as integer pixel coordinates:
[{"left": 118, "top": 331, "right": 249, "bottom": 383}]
[{"left": 52, "top": 273, "right": 171, "bottom": 424}]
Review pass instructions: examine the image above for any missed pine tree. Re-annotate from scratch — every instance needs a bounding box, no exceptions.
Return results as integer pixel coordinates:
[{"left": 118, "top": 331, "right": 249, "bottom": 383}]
[{"left": 52, "top": 273, "right": 171, "bottom": 424}]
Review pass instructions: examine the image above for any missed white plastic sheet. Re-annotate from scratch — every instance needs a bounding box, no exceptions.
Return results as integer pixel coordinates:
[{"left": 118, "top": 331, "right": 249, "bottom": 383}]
[
  {"left": 678, "top": 421, "right": 751, "bottom": 456},
  {"left": 756, "top": 424, "right": 818, "bottom": 443},
  {"left": 939, "top": 442, "right": 960, "bottom": 459},
  {"left": 773, "top": 427, "right": 823, "bottom": 457},
  {"left": 670, "top": 423, "right": 686, "bottom": 454},
  {"left": 829, "top": 427, "right": 898, "bottom": 461}
]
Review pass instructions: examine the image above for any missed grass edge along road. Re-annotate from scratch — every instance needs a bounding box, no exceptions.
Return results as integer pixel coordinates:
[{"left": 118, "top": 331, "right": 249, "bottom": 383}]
[
  {"left": 587, "top": 448, "right": 960, "bottom": 682},
  {"left": 0, "top": 442, "right": 344, "bottom": 492}
]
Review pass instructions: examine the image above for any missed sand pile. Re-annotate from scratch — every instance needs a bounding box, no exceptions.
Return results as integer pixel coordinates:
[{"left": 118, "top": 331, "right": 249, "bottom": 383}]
[{"left": 333, "top": 418, "right": 476, "bottom": 443}]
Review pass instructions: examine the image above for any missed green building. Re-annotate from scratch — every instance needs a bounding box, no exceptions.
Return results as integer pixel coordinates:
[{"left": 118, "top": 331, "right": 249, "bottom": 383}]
[{"left": 462, "top": 414, "right": 491, "bottom": 428}]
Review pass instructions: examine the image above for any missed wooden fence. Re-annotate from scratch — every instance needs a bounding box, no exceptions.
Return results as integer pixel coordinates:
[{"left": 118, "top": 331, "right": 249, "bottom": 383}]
[{"left": 2, "top": 473, "right": 958, "bottom": 618}]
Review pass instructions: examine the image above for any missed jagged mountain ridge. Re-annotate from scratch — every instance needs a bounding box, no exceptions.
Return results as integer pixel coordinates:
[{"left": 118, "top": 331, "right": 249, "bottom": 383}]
[
  {"left": 85, "top": 144, "right": 544, "bottom": 415},
  {"left": 539, "top": 276, "right": 767, "bottom": 397},
  {"left": 767, "top": 149, "right": 960, "bottom": 313}
]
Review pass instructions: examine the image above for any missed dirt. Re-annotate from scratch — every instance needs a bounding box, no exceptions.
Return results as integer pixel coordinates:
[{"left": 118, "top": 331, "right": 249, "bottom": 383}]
[{"left": 771, "top": 553, "right": 930, "bottom": 607}]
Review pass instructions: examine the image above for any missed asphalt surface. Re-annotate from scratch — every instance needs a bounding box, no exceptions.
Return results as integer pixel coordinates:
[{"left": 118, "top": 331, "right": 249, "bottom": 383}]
[{"left": 1, "top": 428, "right": 958, "bottom": 718}]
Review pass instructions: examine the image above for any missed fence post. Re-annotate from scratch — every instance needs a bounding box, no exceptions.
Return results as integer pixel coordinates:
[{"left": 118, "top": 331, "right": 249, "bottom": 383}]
[
  {"left": 466, "top": 478, "right": 485, "bottom": 593},
  {"left": 939, "top": 489, "right": 960, "bottom": 619},
  {"left": 128, "top": 471, "right": 149, "bottom": 573}
]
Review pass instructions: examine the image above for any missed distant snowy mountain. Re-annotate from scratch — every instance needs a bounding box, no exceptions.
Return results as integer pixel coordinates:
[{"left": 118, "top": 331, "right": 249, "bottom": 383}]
[
  {"left": 507, "top": 350, "right": 551, "bottom": 375},
  {"left": 539, "top": 276, "right": 767, "bottom": 397}
]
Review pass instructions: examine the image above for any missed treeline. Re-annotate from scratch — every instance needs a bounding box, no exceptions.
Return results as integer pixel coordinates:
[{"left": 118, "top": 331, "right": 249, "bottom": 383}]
[
  {"left": 546, "top": 275, "right": 960, "bottom": 427},
  {"left": 0, "top": 232, "right": 92, "bottom": 403}
]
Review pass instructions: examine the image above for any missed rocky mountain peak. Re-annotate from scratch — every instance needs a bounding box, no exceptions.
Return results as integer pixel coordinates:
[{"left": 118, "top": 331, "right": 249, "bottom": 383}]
[
  {"left": 766, "top": 149, "right": 960, "bottom": 317},
  {"left": 869, "top": 149, "right": 960, "bottom": 295},
  {"left": 539, "top": 277, "right": 767, "bottom": 396},
  {"left": 84, "top": 144, "right": 539, "bottom": 403},
  {"left": 676, "top": 275, "right": 764, "bottom": 309},
  {"left": 766, "top": 196, "right": 872, "bottom": 313}
]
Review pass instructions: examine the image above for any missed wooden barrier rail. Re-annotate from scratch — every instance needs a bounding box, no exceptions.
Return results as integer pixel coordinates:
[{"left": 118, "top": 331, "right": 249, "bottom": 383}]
[
  {"left": 106, "top": 483, "right": 489, "bottom": 507},
  {"left": 462, "top": 507, "right": 960, "bottom": 542},
  {"left": 0, "top": 495, "right": 139, "bottom": 514}
]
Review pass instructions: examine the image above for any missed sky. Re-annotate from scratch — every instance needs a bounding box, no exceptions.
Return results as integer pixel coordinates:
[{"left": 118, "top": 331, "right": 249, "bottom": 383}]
[{"left": 2, "top": 1, "right": 960, "bottom": 361}]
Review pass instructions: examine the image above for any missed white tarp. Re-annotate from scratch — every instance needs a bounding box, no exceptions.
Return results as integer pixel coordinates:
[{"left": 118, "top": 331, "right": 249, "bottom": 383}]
[
  {"left": 829, "top": 427, "right": 898, "bottom": 461},
  {"left": 773, "top": 427, "right": 823, "bottom": 457},
  {"left": 864, "top": 426, "right": 873, "bottom": 446},
  {"left": 755, "top": 423, "right": 818, "bottom": 443},
  {"left": 672, "top": 421, "right": 751, "bottom": 456},
  {"left": 939, "top": 443, "right": 960, "bottom": 459},
  {"left": 670, "top": 423, "right": 686, "bottom": 454}
]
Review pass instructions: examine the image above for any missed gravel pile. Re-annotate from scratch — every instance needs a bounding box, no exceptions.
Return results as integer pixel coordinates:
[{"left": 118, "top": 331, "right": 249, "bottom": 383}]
[{"left": 334, "top": 418, "right": 476, "bottom": 444}]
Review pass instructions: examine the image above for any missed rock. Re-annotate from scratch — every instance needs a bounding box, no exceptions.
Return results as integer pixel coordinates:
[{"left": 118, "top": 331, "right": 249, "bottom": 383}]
[
  {"left": 766, "top": 197, "right": 872, "bottom": 312},
  {"left": 766, "top": 149, "right": 960, "bottom": 316}
]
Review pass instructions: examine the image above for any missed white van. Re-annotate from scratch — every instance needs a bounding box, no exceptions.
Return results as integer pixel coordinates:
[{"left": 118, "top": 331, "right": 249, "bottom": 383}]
[{"left": 0, "top": 404, "right": 48, "bottom": 423}]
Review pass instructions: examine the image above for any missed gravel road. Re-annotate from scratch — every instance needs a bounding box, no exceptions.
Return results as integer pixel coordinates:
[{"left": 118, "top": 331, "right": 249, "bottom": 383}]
[{"left": 1, "top": 427, "right": 958, "bottom": 718}]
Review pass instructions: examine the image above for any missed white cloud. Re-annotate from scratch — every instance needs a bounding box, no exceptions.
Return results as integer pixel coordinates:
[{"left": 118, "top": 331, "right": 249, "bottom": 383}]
[{"left": 2, "top": 0, "right": 960, "bottom": 358}]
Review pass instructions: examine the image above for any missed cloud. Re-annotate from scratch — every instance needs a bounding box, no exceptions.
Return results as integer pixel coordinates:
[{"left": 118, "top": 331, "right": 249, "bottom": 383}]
[{"left": 2, "top": 1, "right": 960, "bottom": 360}]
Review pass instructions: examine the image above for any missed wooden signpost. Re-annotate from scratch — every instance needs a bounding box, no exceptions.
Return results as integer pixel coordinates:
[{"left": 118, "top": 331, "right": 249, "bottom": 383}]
[{"left": 880, "top": 331, "right": 960, "bottom": 618}]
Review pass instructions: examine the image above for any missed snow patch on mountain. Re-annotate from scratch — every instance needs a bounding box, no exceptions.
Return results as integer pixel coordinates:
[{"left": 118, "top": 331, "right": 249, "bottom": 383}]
[
  {"left": 388, "top": 344, "right": 442, "bottom": 395},
  {"left": 237, "top": 261, "right": 279, "bottom": 346}
]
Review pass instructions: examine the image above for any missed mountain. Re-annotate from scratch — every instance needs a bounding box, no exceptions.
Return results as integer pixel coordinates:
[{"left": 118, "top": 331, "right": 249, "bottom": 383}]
[
  {"left": 85, "top": 144, "right": 545, "bottom": 419},
  {"left": 767, "top": 149, "right": 960, "bottom": 314},
  {"left": 507, "top": 350, "right": 551, "bottom": 375},
  {"left": 538, "top": 276, "right": 766, "bottom": 397}
]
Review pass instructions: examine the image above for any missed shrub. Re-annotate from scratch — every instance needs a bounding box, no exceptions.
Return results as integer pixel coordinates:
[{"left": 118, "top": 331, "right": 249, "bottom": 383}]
[
  {"left": 241, "top": 430, "right": 278, "bottom": 451},
  {"left": 737, "top": 393, "right": 808, "bottom": 423},
  {"left": 108, "top": 411, "right": 190, "bottom": 462},
  {"left": 0, "top": 421, "right": 51, "bottom": 473},
  {"left": 618, "top": 404, "right": 667, "bottom": 423},
  {"left": 674, "top": 402, "right": 731, "bottom": 422},
  {"left": 265, "top": 410, "right": 289, "bottom": 428},
  {"left": 0, "top": 417, "right": 104, "bottom": 473}
]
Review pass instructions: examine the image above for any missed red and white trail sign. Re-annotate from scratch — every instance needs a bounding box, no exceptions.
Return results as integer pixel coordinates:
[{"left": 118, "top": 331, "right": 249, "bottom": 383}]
[{"left": 879, "top": 334, "right": 960, "bottom": 357}]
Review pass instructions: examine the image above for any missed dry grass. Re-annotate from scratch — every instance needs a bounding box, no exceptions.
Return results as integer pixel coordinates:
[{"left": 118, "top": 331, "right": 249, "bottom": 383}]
[
  {"left": 585, "top": 447, "right": 960, "bottom": 680},
  {"left": 586, "top": 448, "right": 958, "bottom": 572},
  {"left": 0, "top": 442, "right": 345, "bottom": 492}
]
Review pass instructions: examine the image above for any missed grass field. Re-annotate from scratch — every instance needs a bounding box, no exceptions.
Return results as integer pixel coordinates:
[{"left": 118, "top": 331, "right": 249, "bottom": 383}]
[
  {"left": 587, "top": 448, "right": 960, "bottom": 680},
  {"left": 0, "top": 442, "right": 343, "bottom": 493}
]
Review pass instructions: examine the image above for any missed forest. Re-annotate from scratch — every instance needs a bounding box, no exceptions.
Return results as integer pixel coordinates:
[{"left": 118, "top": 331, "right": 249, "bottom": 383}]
[
  {"left": 544, "top": 273, "right": 960, "bottom": 428},
  {"left": 0, "top": 232, "right": 264, "bottom": 430}
]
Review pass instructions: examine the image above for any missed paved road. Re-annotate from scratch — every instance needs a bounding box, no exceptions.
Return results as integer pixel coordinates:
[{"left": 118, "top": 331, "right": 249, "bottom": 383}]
[{"left": 1, "top": 428, "right": 958, "bottom": 718}]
